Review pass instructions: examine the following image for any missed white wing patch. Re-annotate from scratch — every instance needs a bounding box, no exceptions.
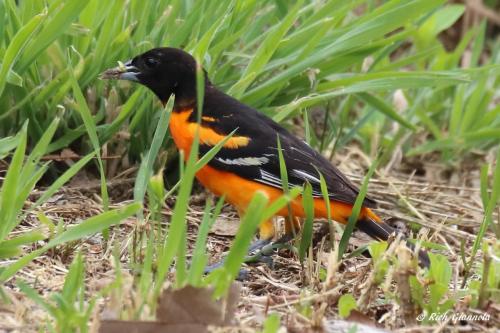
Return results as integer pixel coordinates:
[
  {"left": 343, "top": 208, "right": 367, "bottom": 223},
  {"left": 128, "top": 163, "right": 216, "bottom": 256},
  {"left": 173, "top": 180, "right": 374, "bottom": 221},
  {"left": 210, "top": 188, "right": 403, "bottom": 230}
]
[
  {"left": 292, "top": 169, "right": 320, "bottom": 183},
  {"left": 256, "top": 168, "right": 330, "bottom": 198},
  {"left": 258, "top": 169, "right": 283, "bottom": 187},
  {"left": 216, "top": 156, "right": 269, "bottom": 166}
]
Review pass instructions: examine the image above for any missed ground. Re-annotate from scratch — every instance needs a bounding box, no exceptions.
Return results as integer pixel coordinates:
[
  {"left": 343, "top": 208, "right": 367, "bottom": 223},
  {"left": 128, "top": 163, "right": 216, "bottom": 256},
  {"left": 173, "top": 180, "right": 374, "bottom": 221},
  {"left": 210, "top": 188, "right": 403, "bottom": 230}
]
[{"left": 0, "top": 147, "right": 498, "bottom": 332}]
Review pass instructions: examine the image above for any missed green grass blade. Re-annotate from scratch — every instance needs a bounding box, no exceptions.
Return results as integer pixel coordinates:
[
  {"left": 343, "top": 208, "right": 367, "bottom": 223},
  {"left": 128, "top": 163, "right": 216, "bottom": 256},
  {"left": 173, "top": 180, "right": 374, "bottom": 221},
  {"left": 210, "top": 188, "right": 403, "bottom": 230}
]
[
  {"left": 466, "top": 151, "right": 500, "bottom": 277},
  {"left": 61, "top": 252, "right": 84, "bottom": 304},
  {"left": 70, "top": 69, "right": 109, "bottom": 210},
  {"left": 133, "top": 96, "right": 174, "bottom": 211},
  {"left": 0, "top": 231, "right": 45, "bottom": 249},
  {"left": 0, "top": 134, "right": 21, "bottom": 159},
  {"left": 138, "top": 231, "right": 155, "bottom": 298},
  {"left": 47, "top": 203, "right": 141, "bottom": 247},
  {"left": 0, "top": 231, "right": 45, "bottom": 259},
  {"left": 356, "top": 93, "right": 416, "bottom": 130},
  {"left": 15, "top": 163, "right": 50, "bottom": 216},
  {"left": 298, "top": 182, "right": 314, "bottom": 263},
  {"left": 229, "top": 0, "right": 302, "bottom": 97},
  {"left": 0, "top": 122, "right": 28, "bottom": 240},
  {"left": 479, "top": 164, "right": 489, "bottom": 208},
  {"left": 16, "top": 1, "right": 89, "bottom": 72},
  {"left": 276, "top": 135, "right": 294, "bottom": 227},
  {"left": 0, "top": 11, "right": 45, "bottom": 98},
  {"left": 416, "top": 4, "right": 464, "bottom": 46},
  {"left": 318, "top": 171, "right": 335, "bottom": 248},
  {"left": 338, "top": 157, "right": 379, "bottom": 261},
  {"left": 449, "top": 84, "right": 465, "bottom": 137},
  {"left": 188, "top": 196, "right": 225, "bottom": 287},
  {"left": 20, "top": 117, "right": 60, "bottom": 183},
  {"left": 470, "top": 20, "right": 486, "bottom": 68}
]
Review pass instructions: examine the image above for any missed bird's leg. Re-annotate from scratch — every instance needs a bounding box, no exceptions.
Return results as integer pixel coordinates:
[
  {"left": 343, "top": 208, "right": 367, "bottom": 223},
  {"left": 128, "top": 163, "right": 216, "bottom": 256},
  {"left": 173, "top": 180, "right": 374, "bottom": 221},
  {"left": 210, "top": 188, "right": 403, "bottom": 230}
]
[
  {"left": 241, "top": 218, "right": 276, "bottom": 268},
  {"left": 266, "top": 216, "right": 300, "bottom": 253},
  {"left": 204, "top": 218, "right": 276, "bottom": 278},
  {"left": 274, "top": 232, "right": 295, "bottom": 245},
  {"left": 244, "top": 217, "right": 300, "bottom": 266},
  {"left": 256, "top": 215, "right": 300, "bottom": 248},
  {"left": 283, "top": 215, "right": 301, "bottom": 242},
  {"left": 250, "top": 218, "right": 275, "bottom": 253}
]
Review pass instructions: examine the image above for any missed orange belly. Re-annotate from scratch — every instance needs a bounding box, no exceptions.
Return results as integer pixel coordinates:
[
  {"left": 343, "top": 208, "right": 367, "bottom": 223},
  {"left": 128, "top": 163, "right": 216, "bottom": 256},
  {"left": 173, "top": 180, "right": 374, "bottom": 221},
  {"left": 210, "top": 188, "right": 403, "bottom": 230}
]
[{"left": 195, "top": 164, "right": 378, "bottom": 223}]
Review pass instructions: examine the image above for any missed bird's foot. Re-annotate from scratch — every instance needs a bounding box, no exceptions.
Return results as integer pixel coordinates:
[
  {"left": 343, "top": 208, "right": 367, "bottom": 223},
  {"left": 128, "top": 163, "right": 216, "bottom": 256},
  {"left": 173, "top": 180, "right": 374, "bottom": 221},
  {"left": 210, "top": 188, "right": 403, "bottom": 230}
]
[
  {"left": 204, "top": 236, "right": 295, "bottom": 280},
  {"left": 204, "top": 238, "right": 273, "bottom": 280},
  {"left": 244, "top": 236, "right": 295, "bottom": 268},
  {"left": 248, "top": 238, "right": 272, "bottom": 254}
]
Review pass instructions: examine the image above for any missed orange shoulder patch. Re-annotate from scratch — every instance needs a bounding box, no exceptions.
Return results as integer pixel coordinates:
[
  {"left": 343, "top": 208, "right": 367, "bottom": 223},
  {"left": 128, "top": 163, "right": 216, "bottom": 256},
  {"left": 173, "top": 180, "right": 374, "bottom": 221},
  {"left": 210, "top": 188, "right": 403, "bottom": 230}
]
[
  {"left": 169, "top": 109, "right": 250, "bottom": 151},
  {"left": 201, "top": 116, "right": 216, "bottom": 122},
  {"left": 188, "top": 123, "right": 250, "bottom": 149}
]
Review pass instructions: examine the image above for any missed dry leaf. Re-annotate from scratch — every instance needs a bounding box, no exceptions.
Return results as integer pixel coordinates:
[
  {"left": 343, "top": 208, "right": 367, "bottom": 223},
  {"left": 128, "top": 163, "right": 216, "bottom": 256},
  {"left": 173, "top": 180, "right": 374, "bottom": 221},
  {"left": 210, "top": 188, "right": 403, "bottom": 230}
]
[
  {"left": 156, "top": 283, "right": 241, "bottom": 325},
  {"left": 99, "top": 283, "right": 241, "bottom": 333},
  {"left": 98, "top": 321, "right": 207, "bottom": 333},
  {"left": 346, "top": 310, "right": 377, "bottom": 327}
]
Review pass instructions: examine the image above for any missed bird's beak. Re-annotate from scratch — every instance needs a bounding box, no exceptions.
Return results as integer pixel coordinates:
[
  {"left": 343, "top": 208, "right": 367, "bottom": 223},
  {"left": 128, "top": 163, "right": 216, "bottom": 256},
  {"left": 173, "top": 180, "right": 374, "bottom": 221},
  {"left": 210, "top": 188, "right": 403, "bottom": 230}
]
[{"left": 100, "top": 60, "right": 140, "bottom": 82}]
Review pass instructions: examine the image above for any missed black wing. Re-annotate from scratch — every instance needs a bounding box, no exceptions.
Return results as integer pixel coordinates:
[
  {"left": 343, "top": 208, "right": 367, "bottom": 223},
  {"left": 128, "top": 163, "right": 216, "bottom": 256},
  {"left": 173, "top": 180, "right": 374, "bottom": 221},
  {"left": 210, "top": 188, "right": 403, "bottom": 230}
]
[{"left": 197, "top": 87, "right": 377, "bottom": 208}]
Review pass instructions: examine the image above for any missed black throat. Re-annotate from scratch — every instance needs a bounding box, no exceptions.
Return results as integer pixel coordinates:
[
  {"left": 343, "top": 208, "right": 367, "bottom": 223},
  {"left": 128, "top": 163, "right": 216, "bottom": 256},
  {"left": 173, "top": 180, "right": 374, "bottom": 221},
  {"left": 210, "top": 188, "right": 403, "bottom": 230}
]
[{"left": 169, "top": 80, "right": 213, "bottom": 112}]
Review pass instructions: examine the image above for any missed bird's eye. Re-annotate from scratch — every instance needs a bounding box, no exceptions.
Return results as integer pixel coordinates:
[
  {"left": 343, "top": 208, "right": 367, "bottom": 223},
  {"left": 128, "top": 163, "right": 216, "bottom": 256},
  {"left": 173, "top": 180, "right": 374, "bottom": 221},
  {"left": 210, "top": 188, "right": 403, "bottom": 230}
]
[{"left": 144, "top": 57, "right": 159, "bottom": 69}]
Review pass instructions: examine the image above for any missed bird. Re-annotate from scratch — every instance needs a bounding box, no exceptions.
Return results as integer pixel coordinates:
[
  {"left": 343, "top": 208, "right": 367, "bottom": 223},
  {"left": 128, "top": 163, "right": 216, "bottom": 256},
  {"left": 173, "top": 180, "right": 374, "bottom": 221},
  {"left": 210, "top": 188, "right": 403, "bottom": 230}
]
[{"left": 101, "top": 47, "right": 429, "bottom": 267}]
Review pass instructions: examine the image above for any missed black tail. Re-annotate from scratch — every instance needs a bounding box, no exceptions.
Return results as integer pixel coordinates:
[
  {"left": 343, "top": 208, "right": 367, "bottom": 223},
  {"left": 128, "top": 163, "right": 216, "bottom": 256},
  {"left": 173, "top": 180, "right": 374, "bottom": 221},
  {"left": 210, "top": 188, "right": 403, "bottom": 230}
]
[{"left": 356, "top": 218, "right": 430, "bottom": 267}]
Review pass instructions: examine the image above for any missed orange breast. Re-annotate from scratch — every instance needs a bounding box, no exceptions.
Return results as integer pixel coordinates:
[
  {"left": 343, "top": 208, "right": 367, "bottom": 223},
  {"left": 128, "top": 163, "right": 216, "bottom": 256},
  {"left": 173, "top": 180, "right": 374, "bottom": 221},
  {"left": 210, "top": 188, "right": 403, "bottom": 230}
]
[{"left": 169, "top": 110, "right": 195, "bottom": 154}]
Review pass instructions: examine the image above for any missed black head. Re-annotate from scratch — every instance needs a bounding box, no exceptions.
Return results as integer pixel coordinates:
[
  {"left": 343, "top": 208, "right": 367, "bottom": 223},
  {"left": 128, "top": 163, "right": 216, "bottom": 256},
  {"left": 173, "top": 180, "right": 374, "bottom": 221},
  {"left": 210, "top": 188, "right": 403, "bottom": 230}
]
[{"left": 102, "top": 47, "right": 208, "bottom": 106}]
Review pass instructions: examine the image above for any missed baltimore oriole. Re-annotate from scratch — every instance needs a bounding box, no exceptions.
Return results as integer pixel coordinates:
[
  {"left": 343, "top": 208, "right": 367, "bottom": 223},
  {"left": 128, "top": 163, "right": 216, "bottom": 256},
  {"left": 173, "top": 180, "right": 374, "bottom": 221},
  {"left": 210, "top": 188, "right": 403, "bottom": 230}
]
[{"left": 102, "top": 47, "right": 428, "bottom": 266}]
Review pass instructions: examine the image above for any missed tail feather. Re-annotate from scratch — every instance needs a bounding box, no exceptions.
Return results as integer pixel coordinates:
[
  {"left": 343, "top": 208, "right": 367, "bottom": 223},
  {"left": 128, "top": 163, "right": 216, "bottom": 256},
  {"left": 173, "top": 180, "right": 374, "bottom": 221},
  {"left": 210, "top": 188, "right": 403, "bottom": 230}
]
[
  {"left": 356, "top": 217, "right": 430, "bottom": 267},
  {"left": 356, "top": 217, "right": 395, "bottom": 241}
]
